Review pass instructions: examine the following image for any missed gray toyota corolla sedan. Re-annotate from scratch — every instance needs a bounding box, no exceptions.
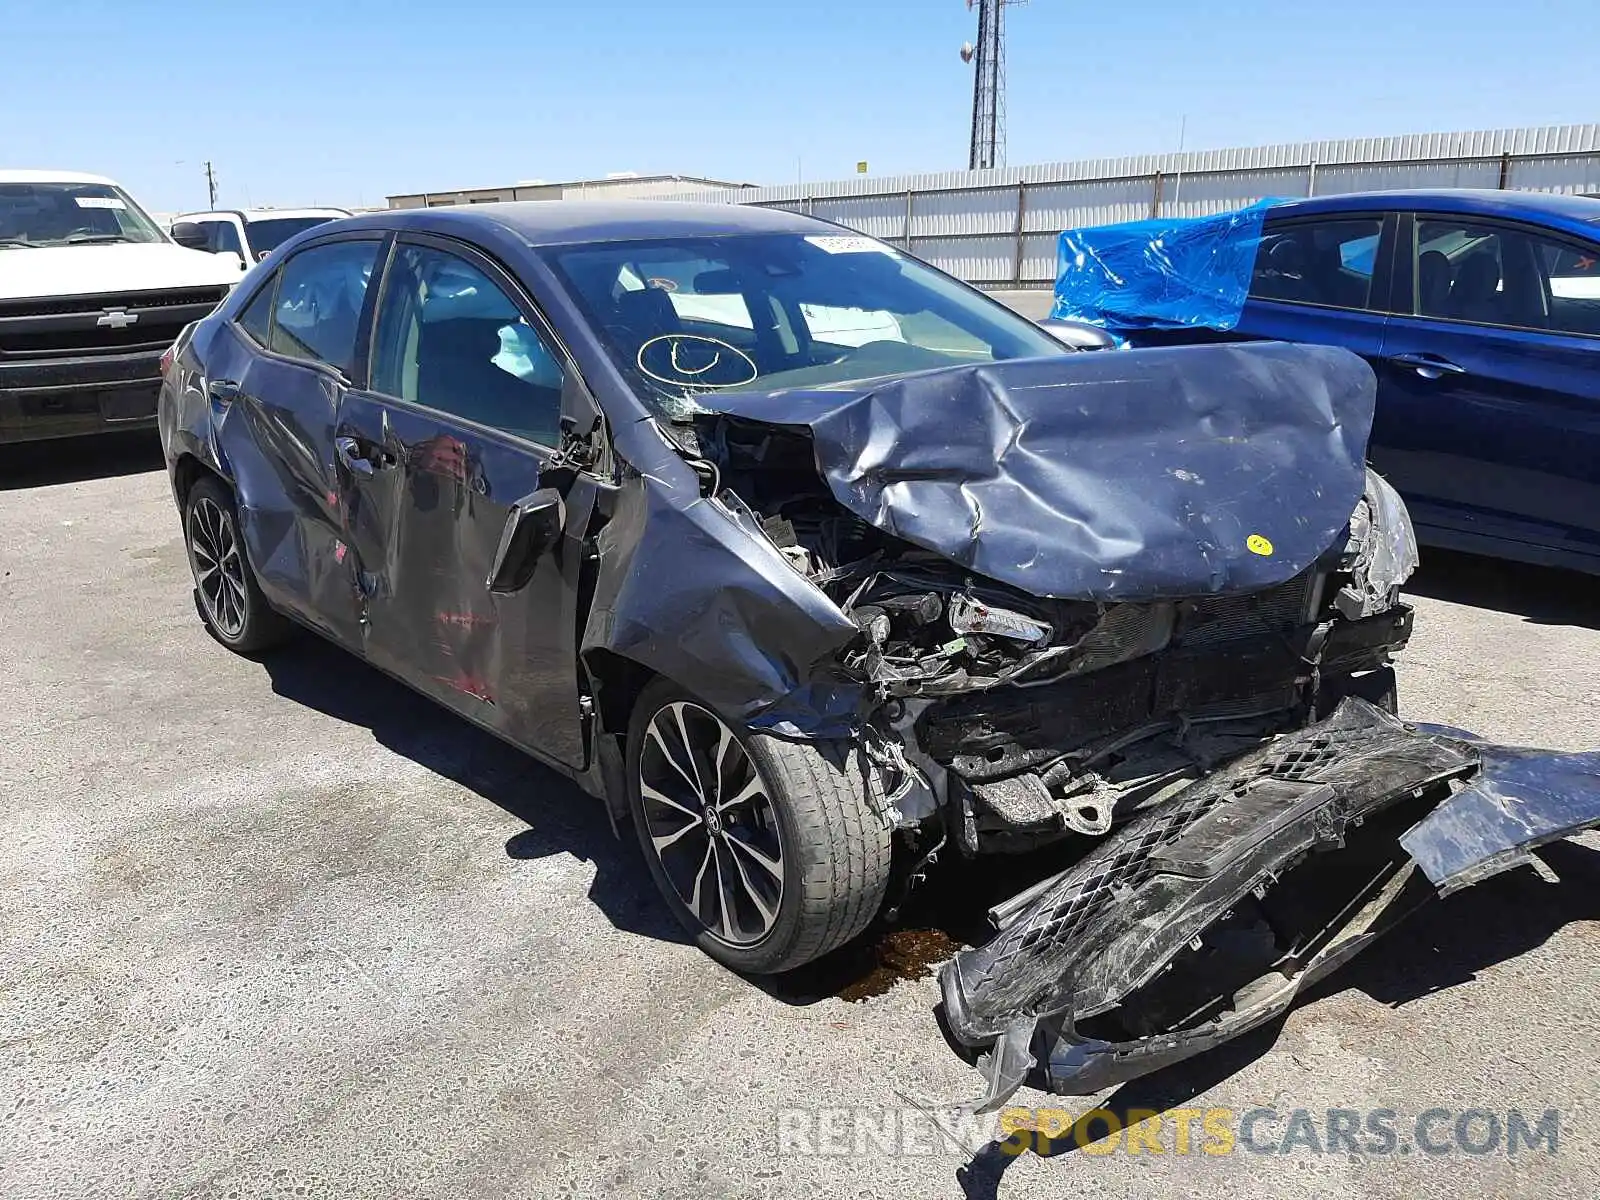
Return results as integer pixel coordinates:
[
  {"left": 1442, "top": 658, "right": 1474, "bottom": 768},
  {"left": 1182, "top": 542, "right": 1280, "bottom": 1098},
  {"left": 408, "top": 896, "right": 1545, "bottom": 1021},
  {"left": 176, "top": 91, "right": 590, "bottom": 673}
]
[{"left": 158, "top": 201, "right": 1600, "bottom": 1108}]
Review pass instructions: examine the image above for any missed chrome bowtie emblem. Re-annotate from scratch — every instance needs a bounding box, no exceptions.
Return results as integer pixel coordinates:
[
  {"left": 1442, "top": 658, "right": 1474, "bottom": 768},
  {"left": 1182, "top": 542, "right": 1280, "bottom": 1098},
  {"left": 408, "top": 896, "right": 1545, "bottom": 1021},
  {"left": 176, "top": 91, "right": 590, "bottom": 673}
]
[{"left": 96, "top": 309, "right": 138, "bottom": 329}]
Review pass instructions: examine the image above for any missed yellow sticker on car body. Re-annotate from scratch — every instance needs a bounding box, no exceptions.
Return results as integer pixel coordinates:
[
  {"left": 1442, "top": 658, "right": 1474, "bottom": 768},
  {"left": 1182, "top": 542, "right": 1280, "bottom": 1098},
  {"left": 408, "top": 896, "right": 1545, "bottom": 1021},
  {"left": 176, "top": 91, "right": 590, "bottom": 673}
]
[{"left": 1246, "top": 534, "right": 1274, "bottom": 556}]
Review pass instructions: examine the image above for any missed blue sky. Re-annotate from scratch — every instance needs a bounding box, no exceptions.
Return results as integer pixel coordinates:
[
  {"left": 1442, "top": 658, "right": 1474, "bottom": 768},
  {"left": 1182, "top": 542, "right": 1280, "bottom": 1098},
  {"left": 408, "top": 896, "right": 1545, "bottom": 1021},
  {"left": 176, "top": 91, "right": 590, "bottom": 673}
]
[{"left": 5, "top": 0, "right": 1597, "bottom": 212}]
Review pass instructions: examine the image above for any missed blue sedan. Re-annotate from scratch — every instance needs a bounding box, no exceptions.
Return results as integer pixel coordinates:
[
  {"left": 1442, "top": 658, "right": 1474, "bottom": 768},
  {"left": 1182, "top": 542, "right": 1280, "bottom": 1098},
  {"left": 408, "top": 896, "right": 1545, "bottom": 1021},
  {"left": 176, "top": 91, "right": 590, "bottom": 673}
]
[{"left": 1053, "top": 190, "right": 1600, "bottom": 576}]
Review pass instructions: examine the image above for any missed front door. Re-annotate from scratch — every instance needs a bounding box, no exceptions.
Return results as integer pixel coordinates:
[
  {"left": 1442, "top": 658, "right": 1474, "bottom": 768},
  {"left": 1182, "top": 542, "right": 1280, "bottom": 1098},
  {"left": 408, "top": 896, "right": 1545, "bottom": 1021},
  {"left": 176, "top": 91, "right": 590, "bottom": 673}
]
[
  {"left": 335, "top": 236, "right": 589, "bottom": 767},
  {"left": 1374, "top": 215, "right": 1600, "bottom": 567}
]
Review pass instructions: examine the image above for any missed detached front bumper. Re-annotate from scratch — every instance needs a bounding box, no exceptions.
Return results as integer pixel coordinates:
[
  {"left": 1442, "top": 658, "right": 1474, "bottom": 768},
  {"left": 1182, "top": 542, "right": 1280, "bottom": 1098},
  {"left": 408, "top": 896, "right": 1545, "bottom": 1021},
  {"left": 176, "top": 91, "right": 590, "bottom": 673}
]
[
  {"left": 938, "top": 699, "right": 1600, "bottom": 1110},
  {"left": 0, "top": 350, "right": 162, "bottom": 443}
]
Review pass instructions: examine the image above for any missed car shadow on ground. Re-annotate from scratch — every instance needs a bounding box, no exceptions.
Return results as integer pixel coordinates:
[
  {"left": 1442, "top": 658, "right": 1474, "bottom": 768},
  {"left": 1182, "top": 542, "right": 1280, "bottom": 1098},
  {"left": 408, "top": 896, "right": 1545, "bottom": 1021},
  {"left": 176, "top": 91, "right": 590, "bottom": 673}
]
[
  {"left": 0, "top": 430, "right": 164, "bottom": 489},
  {"left": 255, "top": 632, "right": 1086, "bottom": 1008},
  {"left": 257, "top": 635, "right": 688, "bottom": 949},
  {"left": 1407, "top": 547, "right": 1598, "bottom": 630},
  {"left": 953, "top": 838, "right": 1600, "bottom": 1197}
]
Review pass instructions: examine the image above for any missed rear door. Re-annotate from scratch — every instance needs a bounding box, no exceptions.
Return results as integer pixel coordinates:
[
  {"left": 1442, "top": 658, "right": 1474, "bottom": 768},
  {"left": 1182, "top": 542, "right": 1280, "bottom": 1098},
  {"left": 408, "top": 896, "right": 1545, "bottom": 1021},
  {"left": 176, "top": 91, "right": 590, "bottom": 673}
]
[
  {"left": 205, "top": 233, "right": 385, "bottom": 648},
  {"left": 1374, "top": 214, "right": 1600, "bottom": 567},
  {"left": 335, "top": 235, "right": 591, "bottom": 767}
]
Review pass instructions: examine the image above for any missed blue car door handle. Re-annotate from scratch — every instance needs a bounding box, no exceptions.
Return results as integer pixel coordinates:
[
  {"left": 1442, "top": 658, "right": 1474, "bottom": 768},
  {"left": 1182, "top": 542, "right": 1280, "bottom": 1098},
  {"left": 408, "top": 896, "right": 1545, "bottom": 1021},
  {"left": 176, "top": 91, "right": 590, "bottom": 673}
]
[
  {"left": 1387, "top": 352, "right": 1467, "bottom": 380},
  {"left": 207, "top": 378, "right": 240, "bottom": 404},
  {"left": 335, "top": 435, "right": 394, "bottom": 476}
]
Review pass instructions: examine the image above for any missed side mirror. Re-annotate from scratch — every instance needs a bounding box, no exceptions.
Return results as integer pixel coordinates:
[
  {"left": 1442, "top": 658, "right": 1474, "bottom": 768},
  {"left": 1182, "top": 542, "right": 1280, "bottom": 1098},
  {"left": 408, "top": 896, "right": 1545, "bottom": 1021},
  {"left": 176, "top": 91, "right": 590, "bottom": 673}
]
[
  {"left": 1037, "top": 317, "right": 1119, "bottom": 352},
  {"left": 486, "top": 488, "right": 565, "bottom": 593},
  {"left": 171, "top": 222, "right": 210, "bottom": 251},
  {"left": 560, "top": 373, "right": 602, "bottom": 440}
]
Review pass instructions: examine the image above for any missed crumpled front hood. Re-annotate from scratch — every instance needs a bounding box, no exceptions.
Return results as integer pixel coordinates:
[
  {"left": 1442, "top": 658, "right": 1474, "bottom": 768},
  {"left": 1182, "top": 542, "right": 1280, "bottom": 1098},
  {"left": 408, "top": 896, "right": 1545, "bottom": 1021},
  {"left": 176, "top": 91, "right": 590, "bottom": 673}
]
[{"left": 695, "top": 341, "right": 1377, "bottom": 601}]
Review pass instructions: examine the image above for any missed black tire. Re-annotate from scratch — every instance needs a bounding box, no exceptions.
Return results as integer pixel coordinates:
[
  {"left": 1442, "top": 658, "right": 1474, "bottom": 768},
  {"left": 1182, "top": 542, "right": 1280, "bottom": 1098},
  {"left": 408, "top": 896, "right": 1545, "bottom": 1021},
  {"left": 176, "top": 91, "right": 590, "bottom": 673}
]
[
  {"left": 626, "top": 679, "right": 893, "bottom": 974},
  {"left": 183, "top": 475, "right": 292, "bottom": 655}
]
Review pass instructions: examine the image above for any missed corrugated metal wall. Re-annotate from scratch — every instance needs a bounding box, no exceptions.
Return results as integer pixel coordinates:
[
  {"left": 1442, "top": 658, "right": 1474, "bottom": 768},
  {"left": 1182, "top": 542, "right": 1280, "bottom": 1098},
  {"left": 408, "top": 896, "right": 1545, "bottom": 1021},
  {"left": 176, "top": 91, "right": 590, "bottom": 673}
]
[
  {"left": 389, "top": 177, "right": 751, "bottom": 209},
  {"left": 663, "top": 125, "right": 1600, "bottom": 287}
]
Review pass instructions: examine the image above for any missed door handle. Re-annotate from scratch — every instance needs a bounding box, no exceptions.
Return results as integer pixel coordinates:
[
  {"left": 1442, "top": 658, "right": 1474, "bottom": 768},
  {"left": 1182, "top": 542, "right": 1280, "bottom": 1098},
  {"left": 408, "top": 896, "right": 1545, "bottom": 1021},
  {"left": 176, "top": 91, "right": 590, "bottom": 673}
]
[
  {"left": 1387, "top": 352, "right": 1466, "bottom": 380},
  {"left": 335, "top": 435, "right": 391, "bottom": 477},
  {"left": 207, "top": 378, "right": 240, "bottom": 404}
]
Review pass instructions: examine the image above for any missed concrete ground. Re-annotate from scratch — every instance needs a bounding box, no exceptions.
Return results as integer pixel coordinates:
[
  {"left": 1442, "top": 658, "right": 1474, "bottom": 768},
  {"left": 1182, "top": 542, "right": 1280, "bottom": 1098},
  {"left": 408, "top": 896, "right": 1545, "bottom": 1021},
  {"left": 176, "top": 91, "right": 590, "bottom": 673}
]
[{"left": 1, "top": 434, "right": 1596, "bottom": 1200}]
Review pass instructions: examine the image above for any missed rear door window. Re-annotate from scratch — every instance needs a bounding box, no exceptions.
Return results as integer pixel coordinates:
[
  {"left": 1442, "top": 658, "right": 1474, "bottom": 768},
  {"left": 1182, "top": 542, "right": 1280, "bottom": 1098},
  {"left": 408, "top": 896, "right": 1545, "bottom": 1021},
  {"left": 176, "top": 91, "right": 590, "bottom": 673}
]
[
  {"left": 1249, "top": 218, "right": 1385, "bottom": 310},
  {"left": 1413, "top": 221, "right": 1512, "bottom": 324},
  {"left": 268, "top": 239, "right": 381, "bottom": 376},
  {"left": 1409, "top": 219, "right": 1600, "bottom": 337}
]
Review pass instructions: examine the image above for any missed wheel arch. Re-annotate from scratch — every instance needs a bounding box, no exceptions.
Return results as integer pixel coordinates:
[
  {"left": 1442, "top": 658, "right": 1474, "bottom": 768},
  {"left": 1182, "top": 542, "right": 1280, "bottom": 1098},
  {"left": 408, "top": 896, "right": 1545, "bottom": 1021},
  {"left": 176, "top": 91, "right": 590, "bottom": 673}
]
[
  {"left": 580, "top": 648, "right": 662, "bottom": 824},
  {"left": 172, "top": 451, "right": 231, "bottom": 512}
]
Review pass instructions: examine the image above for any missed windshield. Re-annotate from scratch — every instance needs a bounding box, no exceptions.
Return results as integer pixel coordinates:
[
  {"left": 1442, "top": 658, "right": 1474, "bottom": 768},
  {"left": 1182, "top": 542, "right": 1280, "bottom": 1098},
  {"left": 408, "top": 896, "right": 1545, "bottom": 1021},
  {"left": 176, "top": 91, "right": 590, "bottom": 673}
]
[
  {"left": 245, "top": 215, "right": 337, "bottom": 258},
  {"left": 0, "top": 181, "right": 165, "bottom": 248},
  {"left": 542, "top": 232, "right": 1066, "bottom": 416}
]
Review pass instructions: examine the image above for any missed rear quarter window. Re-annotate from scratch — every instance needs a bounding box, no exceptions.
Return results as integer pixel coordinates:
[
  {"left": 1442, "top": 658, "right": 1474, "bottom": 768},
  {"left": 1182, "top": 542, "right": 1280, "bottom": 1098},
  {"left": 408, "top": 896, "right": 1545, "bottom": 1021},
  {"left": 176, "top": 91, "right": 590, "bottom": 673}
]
[{"left": 237, "top": 277, "right": 276, "bottom": 346}]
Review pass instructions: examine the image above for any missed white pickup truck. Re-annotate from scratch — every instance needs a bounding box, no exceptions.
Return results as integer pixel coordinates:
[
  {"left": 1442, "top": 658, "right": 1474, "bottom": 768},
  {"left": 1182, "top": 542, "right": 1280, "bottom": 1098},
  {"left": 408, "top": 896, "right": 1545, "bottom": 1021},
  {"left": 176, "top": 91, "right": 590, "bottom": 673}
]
[{"left": 0, "top": 170, "right": 243, "bottom": 443}]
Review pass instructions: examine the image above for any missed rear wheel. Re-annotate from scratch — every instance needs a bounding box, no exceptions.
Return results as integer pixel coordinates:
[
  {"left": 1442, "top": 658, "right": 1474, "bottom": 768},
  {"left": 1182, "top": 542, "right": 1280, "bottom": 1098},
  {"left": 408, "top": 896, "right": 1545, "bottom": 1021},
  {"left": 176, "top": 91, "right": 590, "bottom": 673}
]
[
  {"left": 627, "top": 680, "right": 892, "bottom": 974},
  {"left": 184, "top": 476, "right": 291, "bottom": 654}
]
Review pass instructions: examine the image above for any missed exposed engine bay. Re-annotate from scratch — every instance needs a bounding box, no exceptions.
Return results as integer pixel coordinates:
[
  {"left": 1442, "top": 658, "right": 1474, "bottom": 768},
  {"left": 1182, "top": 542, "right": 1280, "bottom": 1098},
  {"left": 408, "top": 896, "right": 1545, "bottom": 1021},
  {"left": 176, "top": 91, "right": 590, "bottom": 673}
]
[{"left": 701, "top": 411, "right": 1416, "bottom": 859}]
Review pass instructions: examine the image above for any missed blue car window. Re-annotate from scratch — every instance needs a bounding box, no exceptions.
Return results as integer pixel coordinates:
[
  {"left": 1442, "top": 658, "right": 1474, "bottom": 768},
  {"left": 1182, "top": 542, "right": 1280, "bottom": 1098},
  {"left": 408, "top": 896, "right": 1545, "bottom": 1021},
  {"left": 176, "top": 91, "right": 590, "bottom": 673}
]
[
  {"left": 1410, "top": 219, "right": 1588, "bottom": 334},
  {"left": 1248, "top": 219, "right": 1383, "bottom": 310},
  {"left": 1536, "top": 239, "right": 1600, "bottom": 337}
]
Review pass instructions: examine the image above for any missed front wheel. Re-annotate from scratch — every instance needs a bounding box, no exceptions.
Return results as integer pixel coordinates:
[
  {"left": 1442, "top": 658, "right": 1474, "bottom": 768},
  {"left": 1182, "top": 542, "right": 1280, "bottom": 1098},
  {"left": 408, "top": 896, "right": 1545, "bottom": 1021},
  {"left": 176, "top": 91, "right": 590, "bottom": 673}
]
[
  {"left": 183, "top": 476, "right": 291, "bottom": 655},
  {"left": 626, "top": 681, "right": 893, "bottom": 974}
]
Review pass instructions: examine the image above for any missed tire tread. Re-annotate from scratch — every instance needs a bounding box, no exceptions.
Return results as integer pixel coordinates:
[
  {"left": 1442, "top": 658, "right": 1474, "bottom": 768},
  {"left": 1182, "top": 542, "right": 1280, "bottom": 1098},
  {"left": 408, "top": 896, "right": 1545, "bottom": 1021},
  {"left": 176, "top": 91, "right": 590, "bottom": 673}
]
[{"left": 755, "top": 734, "right": 893, "bottom": 969}]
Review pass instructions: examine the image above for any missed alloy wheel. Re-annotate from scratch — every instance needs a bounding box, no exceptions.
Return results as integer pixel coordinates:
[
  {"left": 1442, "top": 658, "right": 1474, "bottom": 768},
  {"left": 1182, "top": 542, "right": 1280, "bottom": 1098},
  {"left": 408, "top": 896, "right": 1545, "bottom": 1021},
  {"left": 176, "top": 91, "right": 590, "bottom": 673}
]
[
  {"left": 189, "top": 496, "right": 248, "bottom": 639},
  {"left": 637, "top": 701, "right": 786, "bottom": 947}
]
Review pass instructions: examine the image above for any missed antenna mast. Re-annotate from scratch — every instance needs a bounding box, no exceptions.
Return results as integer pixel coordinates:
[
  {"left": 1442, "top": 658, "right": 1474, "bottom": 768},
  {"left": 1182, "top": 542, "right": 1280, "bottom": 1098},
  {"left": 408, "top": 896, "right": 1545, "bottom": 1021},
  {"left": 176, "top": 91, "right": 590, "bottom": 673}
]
[{"left": 962, "top": 0, "right": 1026, "bottom": 171}]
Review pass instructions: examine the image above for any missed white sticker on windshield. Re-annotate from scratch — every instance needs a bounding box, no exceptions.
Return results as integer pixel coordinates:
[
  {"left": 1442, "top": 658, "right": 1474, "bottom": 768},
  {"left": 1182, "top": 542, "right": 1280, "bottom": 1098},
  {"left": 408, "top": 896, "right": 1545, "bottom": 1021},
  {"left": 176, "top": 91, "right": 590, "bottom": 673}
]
[
  {"left": 805, "top": 235, "right": 895, "bottom": 256},
  {"left": 75, "top": 196, "right": 126, "bottom": 209}
]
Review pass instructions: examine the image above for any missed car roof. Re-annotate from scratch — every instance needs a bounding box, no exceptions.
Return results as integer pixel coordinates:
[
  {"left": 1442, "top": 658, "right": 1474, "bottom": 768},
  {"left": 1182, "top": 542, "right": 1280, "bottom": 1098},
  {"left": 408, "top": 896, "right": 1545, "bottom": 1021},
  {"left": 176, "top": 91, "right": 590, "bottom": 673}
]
[
  {"left": 175, "top": 207, "right": 351, "bottom": 222},
  {"left": 1269, "top": 188, "right": 1600, "bottom": 231},
  {"left": 332, "top": 200, "right": 832, "bottom": 247},
  {"left": 0, "top": 169, "right": 120, "bottom": 186}
]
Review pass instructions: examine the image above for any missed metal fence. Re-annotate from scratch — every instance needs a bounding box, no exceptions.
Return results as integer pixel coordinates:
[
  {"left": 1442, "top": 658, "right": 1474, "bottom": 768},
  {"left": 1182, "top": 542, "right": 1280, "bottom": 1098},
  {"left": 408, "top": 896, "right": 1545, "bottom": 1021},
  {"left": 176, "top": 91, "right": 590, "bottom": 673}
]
[{"left": 664, "top": 125, "right": 1600, "bottom": 289}]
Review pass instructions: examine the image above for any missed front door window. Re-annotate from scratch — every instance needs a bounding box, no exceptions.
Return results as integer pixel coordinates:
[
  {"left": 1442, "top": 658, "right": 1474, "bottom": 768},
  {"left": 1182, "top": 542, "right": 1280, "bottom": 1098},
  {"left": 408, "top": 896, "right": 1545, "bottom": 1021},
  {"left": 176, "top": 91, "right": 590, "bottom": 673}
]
[
  {"left": 370, "top": 244, "right": 565, "bottom": 445},
  {"left": 1249, "top": 218, "right": 1385, "bottom": 310}
]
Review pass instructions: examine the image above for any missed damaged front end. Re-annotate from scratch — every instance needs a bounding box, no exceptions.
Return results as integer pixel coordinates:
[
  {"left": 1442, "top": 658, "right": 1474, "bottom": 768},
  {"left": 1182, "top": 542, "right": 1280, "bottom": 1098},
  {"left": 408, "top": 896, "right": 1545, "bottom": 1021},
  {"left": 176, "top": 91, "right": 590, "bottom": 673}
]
[
  {"left": 690, "top": 343, "right": 1417, "bottom": 851},
  {"left": 677, "top": 341, "right": 1600, "bottom": 1103},
  {"left": 938, "top": 704, "right": 1600, "bottom": 1108}
]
